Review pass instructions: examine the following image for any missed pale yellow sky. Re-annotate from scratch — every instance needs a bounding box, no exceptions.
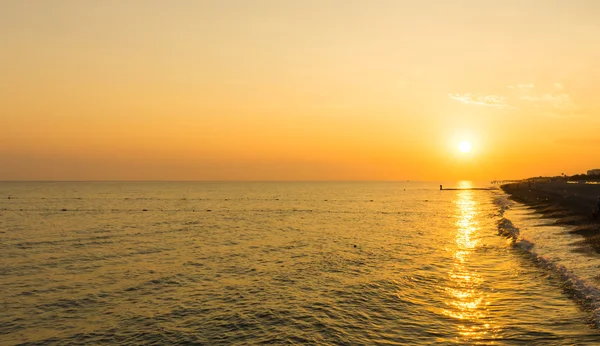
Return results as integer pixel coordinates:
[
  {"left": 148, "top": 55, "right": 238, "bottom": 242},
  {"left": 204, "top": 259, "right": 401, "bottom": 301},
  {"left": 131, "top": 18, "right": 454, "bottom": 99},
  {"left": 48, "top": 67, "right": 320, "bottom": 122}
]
[{"left": 1, "top": 0, "right": 599, "bottom": 181}]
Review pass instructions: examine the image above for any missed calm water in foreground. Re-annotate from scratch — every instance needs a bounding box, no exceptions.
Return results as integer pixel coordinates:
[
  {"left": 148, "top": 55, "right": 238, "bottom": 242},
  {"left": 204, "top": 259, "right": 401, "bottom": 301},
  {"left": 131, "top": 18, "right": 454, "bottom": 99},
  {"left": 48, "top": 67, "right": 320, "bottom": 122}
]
[{"left": 2, "top": 182, "right": 600, "bottom": 345}]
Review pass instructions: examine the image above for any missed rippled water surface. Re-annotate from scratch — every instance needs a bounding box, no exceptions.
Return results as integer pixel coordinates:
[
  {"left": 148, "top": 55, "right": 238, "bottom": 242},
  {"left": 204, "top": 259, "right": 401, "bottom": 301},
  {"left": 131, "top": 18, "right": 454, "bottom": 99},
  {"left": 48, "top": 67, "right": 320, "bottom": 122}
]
[{"left": 1, "top": 182, "right": 599, "bottom": 345}]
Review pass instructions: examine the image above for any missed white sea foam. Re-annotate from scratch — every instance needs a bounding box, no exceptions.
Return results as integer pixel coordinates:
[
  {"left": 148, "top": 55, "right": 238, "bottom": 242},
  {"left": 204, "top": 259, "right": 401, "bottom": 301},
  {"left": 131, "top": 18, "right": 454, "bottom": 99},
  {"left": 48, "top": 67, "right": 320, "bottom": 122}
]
[
  {"left": 492, "top": 193, "right": 514, "bottom": 217},
  {"left": 496, "top": 194, "right": 600, "bottom": 326}
]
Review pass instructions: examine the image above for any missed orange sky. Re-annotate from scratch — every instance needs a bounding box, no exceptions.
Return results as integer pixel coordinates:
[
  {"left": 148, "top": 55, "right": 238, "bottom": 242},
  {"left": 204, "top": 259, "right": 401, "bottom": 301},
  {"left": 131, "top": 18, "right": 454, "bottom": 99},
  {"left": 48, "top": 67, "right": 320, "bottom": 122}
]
[{"left": 1, "top": 0, "right": 599, "bottom": 181}]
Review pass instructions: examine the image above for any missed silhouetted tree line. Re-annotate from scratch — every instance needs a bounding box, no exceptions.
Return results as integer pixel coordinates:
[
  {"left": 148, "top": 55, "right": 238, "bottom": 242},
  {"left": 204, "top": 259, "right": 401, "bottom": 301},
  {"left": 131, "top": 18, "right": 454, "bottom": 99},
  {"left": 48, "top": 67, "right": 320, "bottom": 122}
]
[{"left": 567, "top": 174, "right": 600, "bottom": 181}]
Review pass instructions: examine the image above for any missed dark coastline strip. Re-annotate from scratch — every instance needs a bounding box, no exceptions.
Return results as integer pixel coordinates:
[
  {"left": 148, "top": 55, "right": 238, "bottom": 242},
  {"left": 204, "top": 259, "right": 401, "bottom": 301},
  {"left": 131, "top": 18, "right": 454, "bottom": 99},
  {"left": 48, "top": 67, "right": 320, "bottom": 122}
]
[{"left": 501, "top": 182, "right": 600, "bottom": 253}]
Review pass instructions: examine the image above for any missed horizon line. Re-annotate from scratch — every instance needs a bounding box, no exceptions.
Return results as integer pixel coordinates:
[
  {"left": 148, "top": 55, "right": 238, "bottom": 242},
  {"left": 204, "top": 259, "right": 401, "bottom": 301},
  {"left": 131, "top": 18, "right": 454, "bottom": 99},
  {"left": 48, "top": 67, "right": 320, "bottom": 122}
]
[{"left": 0, "top": 179, "right": 507, "bottom": 183}]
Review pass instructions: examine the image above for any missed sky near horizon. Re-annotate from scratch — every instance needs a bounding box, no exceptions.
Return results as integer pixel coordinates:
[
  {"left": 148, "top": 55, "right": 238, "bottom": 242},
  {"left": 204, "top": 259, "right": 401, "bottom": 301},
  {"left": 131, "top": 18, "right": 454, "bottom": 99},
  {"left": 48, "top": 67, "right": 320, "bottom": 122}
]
[{"left": 1, "top": 0, "right": 599, "bottom": 181}]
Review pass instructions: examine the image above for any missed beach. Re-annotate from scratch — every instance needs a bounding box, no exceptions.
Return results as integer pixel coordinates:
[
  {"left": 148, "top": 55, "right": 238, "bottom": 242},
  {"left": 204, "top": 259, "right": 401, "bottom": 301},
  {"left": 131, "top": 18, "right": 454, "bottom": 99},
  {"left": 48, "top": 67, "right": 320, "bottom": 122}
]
[{"left": 502, "top": 181, "right": 600, "bottom": 252}]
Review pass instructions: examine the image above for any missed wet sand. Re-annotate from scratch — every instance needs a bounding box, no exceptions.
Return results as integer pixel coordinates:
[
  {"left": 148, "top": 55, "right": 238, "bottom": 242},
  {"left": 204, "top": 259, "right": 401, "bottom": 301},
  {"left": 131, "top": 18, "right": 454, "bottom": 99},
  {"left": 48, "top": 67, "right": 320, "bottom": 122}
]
[{"left": 502, "top": 181, "right": 600, "bottom": 252}]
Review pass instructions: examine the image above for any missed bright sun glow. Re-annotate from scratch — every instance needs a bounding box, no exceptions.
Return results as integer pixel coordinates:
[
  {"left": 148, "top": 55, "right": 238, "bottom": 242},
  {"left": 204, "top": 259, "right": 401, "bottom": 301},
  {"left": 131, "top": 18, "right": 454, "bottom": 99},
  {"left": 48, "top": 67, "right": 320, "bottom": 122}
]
[{"left": 458, "top": 141, "right": 472, "bottom": 153}]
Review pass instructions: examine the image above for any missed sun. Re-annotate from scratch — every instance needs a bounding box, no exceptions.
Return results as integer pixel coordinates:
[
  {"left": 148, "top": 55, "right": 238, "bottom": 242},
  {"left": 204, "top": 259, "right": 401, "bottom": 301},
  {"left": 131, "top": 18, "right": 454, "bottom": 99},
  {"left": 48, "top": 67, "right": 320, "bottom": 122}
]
[{"left": 458, "top": 141, "right": 472, "bottom": 153}]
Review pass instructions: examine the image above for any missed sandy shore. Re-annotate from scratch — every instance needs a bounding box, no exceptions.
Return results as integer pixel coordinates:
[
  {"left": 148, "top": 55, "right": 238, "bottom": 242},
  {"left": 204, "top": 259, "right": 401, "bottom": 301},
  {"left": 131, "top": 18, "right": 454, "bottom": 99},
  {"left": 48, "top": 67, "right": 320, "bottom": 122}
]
[{"left": 501, "top": 181, "right": 600, "bottom": 252}]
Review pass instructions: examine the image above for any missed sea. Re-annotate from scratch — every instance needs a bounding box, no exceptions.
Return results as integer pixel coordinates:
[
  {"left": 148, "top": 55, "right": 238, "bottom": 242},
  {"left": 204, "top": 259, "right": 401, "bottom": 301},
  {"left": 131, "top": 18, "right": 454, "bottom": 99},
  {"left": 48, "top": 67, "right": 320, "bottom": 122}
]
[{"left": 2, "top": 181, "right": 600, "bottom": 345}]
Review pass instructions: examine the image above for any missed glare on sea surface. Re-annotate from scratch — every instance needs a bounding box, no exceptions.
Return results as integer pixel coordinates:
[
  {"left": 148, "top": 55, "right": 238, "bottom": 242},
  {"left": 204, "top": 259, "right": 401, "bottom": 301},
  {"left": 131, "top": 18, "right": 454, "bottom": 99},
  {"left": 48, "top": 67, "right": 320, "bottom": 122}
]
[{"left": 441, "top": 190, "right": 500, "bottom": 342}]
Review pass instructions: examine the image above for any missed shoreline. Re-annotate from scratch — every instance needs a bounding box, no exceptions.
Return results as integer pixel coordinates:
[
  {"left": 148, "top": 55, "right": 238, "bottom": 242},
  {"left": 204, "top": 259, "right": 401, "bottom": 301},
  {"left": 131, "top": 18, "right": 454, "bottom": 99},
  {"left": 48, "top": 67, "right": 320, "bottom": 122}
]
[{"left": 501, "top": 181, "right": 600, "bottom": 253}]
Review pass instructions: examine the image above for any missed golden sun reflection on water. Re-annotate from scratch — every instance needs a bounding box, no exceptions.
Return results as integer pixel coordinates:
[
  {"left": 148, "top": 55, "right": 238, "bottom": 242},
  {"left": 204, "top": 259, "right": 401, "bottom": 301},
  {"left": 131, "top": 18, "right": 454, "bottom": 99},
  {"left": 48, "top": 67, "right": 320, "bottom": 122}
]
[{"left": 442, "top": 189, "right": 500, "bottom": 342}]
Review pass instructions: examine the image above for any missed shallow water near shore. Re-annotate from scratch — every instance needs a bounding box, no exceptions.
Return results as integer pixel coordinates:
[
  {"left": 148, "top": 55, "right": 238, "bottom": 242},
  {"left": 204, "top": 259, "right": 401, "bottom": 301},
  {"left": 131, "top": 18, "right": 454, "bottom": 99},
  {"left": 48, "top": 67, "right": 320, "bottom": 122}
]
[{"left": 1, "top": 182, "right": 600, "bottom": 345}]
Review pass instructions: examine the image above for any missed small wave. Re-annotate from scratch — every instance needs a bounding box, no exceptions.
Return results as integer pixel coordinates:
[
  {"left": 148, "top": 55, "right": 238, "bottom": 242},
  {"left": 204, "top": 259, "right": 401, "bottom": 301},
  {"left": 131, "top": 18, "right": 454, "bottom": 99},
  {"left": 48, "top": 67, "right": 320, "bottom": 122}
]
[
  {"left": 497, "top": 218, "right": 520, "bottom": 240},
  {"left": 493, "top": 193, "right": 514, "bottom": 217},
  {"left": 122, "top": 274, "right": 189, "bottom": 294},
  {"left": 497, "top": 216, "right": 600, "bottom": 326},
  {"left": 531, "top": 255, "right": 600, "bottom": 325},
  {"left": 36, "top": 295, "right": 102, "bottom": 314}
]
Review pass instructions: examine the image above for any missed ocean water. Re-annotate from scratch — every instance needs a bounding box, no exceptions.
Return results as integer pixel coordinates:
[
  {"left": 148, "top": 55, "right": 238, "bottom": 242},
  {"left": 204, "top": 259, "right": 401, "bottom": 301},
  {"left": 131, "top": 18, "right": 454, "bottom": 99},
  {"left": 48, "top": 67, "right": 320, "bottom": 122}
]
[{"left": 1, "top": 181, "right": 600, "bottom": 345}]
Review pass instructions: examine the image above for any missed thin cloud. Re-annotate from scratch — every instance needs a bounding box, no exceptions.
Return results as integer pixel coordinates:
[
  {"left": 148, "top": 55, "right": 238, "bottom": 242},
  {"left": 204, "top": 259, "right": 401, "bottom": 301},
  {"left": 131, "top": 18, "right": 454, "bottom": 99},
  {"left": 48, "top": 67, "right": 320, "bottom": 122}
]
[
  {"left": 514, "top": 82, "right": 581, "bottom": 117},
  {"left": 450, "top": 83, "right": 580, "bottom": 117},
  {"left": 448, "top": 93, "right": 507, "bottom": 108},
  {"left": 520, "top": 93, "right": 575, "bottom": 110}
]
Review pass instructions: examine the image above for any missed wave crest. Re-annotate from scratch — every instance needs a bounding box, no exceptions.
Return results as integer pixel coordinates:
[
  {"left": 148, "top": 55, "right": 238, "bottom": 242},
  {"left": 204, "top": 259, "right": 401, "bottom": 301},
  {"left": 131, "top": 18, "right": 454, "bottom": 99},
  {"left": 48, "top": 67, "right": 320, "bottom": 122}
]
[{"left": 497, "top": 215, "right": 600, "bottom": 326}]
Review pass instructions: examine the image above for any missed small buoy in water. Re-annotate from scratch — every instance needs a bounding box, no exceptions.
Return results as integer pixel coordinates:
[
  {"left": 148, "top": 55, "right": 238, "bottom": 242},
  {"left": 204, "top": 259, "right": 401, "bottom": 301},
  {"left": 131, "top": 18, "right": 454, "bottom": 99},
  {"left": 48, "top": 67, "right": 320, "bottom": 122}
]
[
  {"left": 207, "top": 209, "right": 212, "bottom": 212},
  {"left": 142, "top": 209, "right": 148, "bottom": 211},
  {"left": 354, "top": 245, "right": 357, "bottom": 248},
  {"left": 61, "top": 208, "right": 67, "bottom": 211}
]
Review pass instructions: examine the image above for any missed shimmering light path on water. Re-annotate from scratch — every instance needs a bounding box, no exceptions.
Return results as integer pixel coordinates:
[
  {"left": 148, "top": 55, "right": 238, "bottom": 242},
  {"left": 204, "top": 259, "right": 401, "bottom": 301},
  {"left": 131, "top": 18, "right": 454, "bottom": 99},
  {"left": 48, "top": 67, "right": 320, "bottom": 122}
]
[{"left": 1, "top": 182, "right": 599, "bottom": 345}]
